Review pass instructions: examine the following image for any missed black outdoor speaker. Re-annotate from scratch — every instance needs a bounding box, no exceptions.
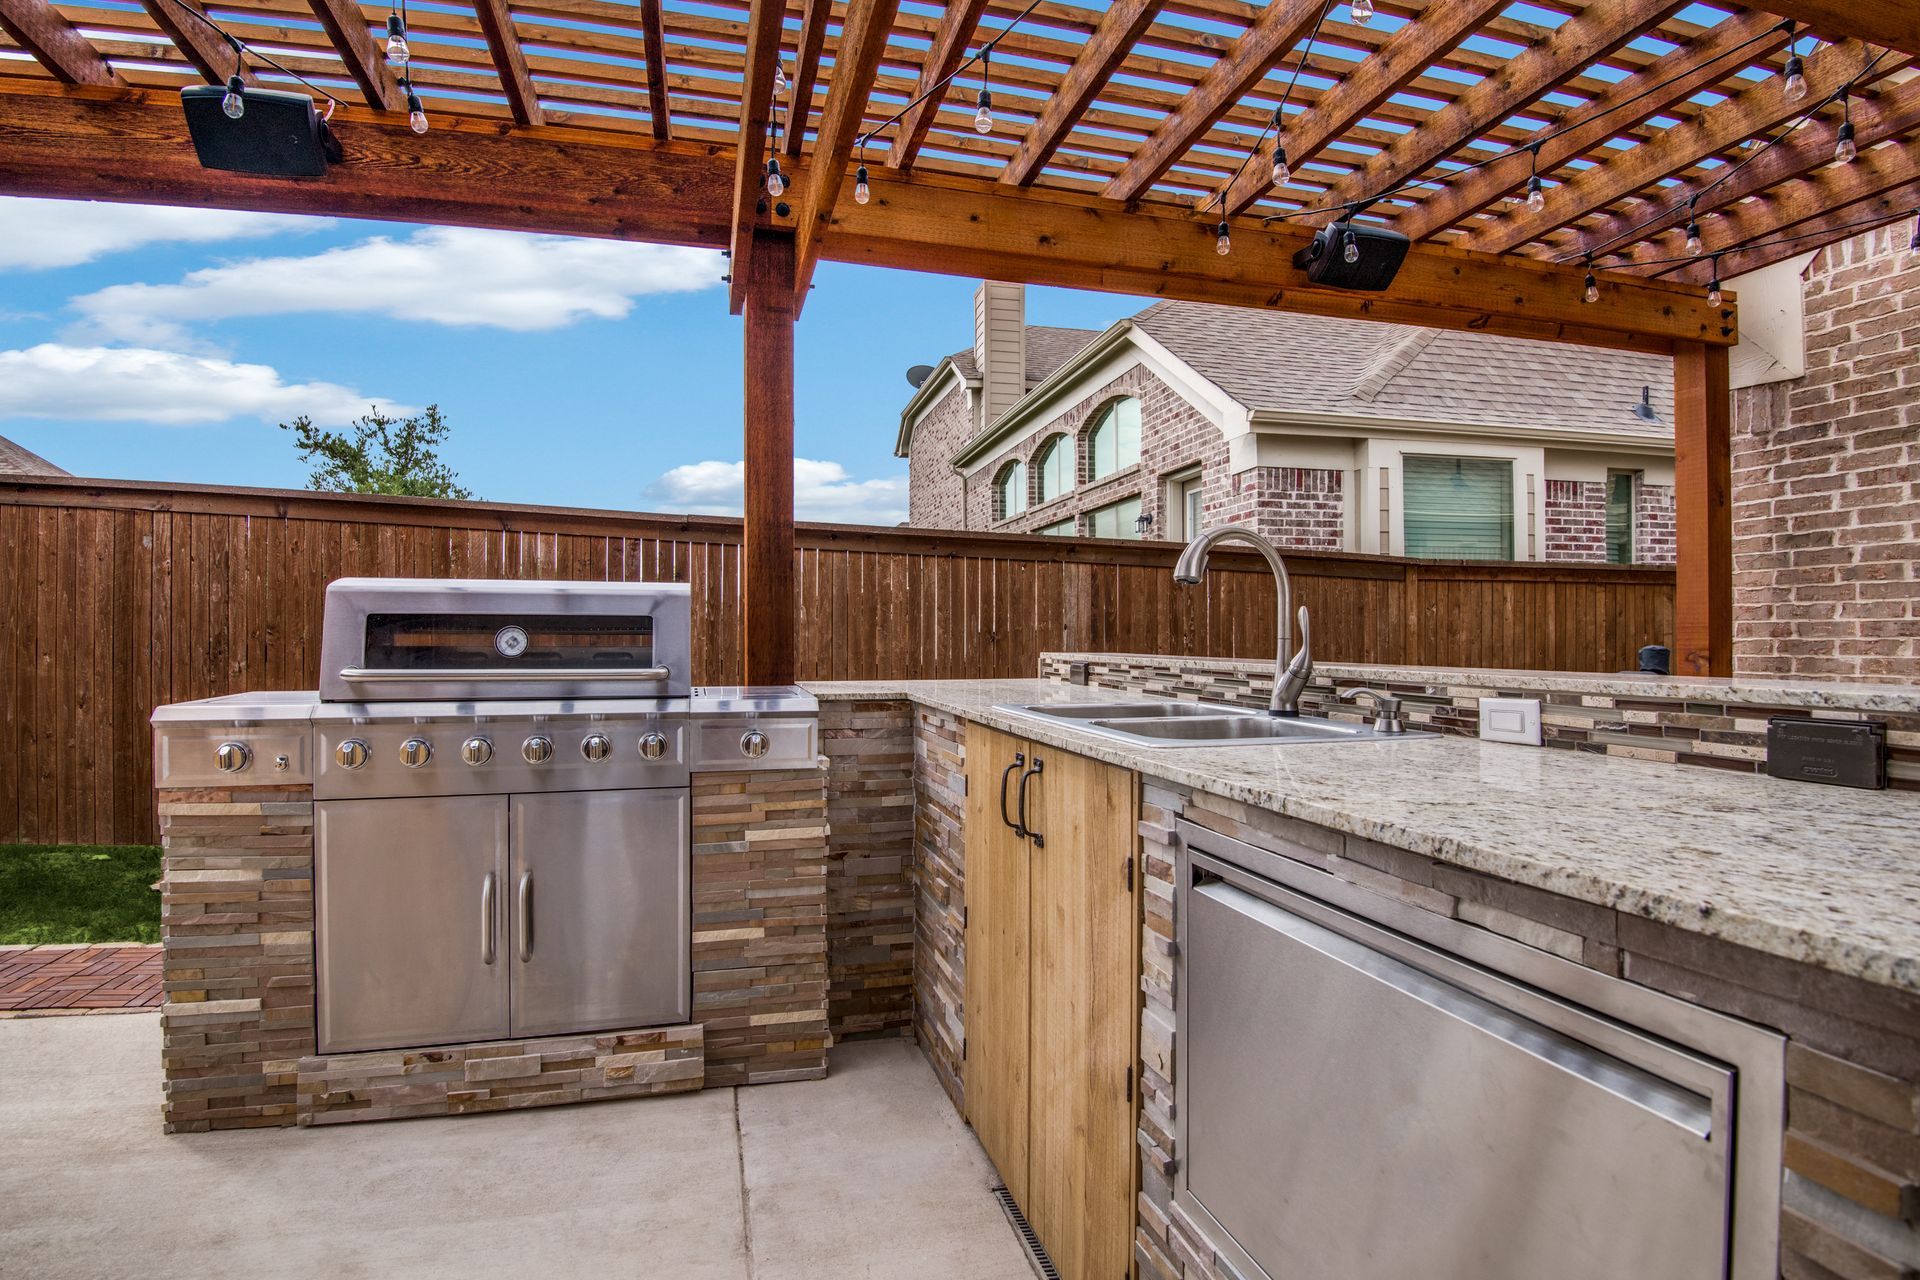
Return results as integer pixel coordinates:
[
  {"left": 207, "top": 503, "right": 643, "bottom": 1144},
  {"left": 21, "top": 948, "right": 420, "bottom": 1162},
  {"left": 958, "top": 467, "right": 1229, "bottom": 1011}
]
[
  {"left": 1292, "top": 220, "right": 1411, "bottom": 291},
  {"left": 181, "top": 86, "right": 341, "bottom": 178}
]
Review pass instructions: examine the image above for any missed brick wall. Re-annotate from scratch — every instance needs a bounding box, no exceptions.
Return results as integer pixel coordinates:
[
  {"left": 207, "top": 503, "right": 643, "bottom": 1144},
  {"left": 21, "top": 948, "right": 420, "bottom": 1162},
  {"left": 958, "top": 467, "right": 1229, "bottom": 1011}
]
[
  {"left": 1545, "top": 478, "right": 1607, "bottom": 561},
  {"left": 1637, "top": 481, "right": 1676, "bottom": 565},
  {"left": 905, "top": 378, "right": 974, "bottom": 529},
  {"left": 1217, "top": 466, "right": 1344, "bottom": 547},
  {"left": 1733, "top": 226, "right": 1920, "bottom": 681}
]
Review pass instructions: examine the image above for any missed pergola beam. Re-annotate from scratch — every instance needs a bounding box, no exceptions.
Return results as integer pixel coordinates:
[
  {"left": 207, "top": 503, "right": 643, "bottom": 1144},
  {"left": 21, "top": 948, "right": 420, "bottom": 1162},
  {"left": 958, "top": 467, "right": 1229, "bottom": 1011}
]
[
  {"left": 781, "top": 0, "right": 832, "bottom": 158},
  {"left": 0, "top": 0, "right": 121, "bottom": 85},
  {"left": 1461, "top": 38, "right": 1879, "bottom": 257},
  {"left": 1102, "top": 0, "right": 1324, "bottom": 205},
  {"left": 1758, "top": 2, "right": 1920, "bottom": 57},
  {"left": 639, "top": 0, "right": 671, "bottom": 139},
  {"left": 303, "top": 0, "right": 400, "bottom": 111},
  {"left": 473, "top": 0, "right": 543, "bottom": 127},
  {"left": 793, "top": 0, "right": 901, "bottom": 300},
  {"left": 139, "top": 0, "right": 255, "bottom": 86},
  {"left": 1209, "top": 0, "right": 1504, "bottom": 220},
  {"left": 0, "top": 81, "right": 1733, "bottom": 354},
  {"left": 727, "top": 0, "right": 787, "bottom": 314},
  {"left": 885, "top": 0, "right": 988, "bottom": 172},
  {"left": 1309, "top": 0, "right": 1682, "bottom": 224},
  {"left": 1393, "top": 9, "right": 1792, "bottom": 245},
  {"left": 1000, "top": 0, "right": 1164, "bottom": 189}
]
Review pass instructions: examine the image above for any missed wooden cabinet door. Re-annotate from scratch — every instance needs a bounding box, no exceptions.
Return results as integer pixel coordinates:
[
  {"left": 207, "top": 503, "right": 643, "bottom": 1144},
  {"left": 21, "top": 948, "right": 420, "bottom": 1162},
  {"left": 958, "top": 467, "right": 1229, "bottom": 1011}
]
[
  {"left": 963, "top": 722, "right": 1034, "bottom": 1208},
  {"left": 1024, "top": 744, "right": 1139, "bottom": 1280}
]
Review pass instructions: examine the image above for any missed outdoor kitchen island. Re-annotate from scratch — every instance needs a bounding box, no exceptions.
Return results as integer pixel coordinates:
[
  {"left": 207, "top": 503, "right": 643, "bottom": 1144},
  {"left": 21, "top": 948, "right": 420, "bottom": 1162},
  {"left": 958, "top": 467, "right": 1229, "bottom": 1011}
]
[{"left": 805, "top": 674, "right": 1920, "bottom": 1280}]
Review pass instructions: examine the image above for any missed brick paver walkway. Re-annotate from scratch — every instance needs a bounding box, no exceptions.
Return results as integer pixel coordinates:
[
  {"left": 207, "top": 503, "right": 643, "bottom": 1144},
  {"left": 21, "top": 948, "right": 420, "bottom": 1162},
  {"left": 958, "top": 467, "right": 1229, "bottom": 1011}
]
[{"left": 0, "top": 944, "right": 162, "bottom": 1013}]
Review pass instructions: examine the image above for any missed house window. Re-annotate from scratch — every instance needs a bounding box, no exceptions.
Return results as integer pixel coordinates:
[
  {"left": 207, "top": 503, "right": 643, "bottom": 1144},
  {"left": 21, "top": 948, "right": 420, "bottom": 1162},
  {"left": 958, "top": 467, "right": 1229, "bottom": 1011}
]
[
  {"left": 1035, "top": 435, "right": 1073, "bottom": 504},
  {"left": 1088, "top": 494, "right": 1144, "bottom": 540},
  {"left": 1402, "top": 456, "right": 1514, "bottom": 560},
  {"left": 1085, "top": 398, "right": 1141, "bottom": 480},
  {"left": 994, "top": 459, "right": 1028, "bottom": 521},
  {"left": 1037, "top": 518, "right": 1076, "bottom": 537},
  {"left": 1605, "top": 472, "right": 1635, "bottom": 564}
]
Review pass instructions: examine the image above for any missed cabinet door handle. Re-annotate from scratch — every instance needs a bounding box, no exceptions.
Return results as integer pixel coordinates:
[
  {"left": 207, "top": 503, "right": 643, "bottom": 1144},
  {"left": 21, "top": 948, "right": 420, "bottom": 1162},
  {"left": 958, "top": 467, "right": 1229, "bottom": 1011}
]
[
  {"left": 480, "top": 871, "right": 497, "bottom": 965},
  {"left": 516, "top": 872, "right": 534, "bottom": 963},
  {"left": 1017, "top": 756, "right": 1044, "bottom": 849},
  {"left": 1000, "top": 752, "right": 1026, "bottom": 835}
]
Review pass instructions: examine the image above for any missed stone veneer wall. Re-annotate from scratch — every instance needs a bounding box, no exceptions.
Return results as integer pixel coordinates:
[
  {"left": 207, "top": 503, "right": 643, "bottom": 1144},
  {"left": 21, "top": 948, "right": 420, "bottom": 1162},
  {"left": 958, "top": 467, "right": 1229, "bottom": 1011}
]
[
  {"left": 158, "top": 768, "right": 832, "bottom": 1130},
  {"left": 1732, "top": 225, "right": 1919, "bottom": 682},
  {"left": 819, "top": 700, "right": 916, "bottom": 1040},
  {"left": 1040, "top": 654, "right": 1919, "bottom": 790},
  {"left": 910, "top": 706, "right": 967, "bottom": 1111},
  {"left": 1134, "top": 786, "right": 1920, "bottom": 1280}
]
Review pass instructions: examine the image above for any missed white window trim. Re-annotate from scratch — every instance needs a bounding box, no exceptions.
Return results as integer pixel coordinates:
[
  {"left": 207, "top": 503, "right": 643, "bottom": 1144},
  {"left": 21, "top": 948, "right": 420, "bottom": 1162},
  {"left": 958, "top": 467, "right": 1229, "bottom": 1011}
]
[{"left": 1357, "top": 438, "right": 1547, "bottom": 561}]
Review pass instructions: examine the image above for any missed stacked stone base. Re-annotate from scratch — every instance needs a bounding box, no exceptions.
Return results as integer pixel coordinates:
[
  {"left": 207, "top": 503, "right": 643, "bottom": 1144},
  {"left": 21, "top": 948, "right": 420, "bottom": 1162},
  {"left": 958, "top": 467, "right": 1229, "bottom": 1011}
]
[{"left": 296, "top": 1024, "right": 704, "bottom": 1126}]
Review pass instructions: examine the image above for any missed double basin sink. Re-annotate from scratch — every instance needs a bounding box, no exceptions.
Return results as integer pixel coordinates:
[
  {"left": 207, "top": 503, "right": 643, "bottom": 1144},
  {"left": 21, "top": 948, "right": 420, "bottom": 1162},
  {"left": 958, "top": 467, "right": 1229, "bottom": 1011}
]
[{"left": 995, "top": 699, "right": 1434, "bottom": 749}]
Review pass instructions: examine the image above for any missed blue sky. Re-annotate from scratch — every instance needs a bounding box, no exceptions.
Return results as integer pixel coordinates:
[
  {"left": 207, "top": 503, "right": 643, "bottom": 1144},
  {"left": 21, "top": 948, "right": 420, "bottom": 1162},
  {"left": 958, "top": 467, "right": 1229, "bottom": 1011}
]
[{"left": 0, "top": 196, "right": 1141, "bottom": 524}]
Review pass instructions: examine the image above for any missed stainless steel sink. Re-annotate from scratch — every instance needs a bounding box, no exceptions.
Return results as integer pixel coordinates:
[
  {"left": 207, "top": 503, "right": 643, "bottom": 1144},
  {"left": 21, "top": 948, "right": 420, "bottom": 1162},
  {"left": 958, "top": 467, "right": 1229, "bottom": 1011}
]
[{"left": 997, "top": 700, "right": 1433, "bottom": 748}]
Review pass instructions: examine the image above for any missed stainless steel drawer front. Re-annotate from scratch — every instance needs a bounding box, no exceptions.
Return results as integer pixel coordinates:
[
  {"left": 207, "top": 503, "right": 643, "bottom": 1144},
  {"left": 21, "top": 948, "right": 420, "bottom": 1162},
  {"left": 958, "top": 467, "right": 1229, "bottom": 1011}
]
[{"left": 1183, "top": 877, "right": 1736, "bottom": 1280}]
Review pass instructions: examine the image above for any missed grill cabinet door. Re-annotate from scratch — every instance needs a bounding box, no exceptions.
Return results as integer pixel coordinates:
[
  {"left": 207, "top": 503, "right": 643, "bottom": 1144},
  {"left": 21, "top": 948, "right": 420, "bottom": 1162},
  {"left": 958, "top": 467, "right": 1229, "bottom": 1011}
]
[
  {"left": 316, "top": 796, "right": 510, "bottom": 1053},
  {"left": 508, "top": 789, "right": 690, "bottom": 1037}
]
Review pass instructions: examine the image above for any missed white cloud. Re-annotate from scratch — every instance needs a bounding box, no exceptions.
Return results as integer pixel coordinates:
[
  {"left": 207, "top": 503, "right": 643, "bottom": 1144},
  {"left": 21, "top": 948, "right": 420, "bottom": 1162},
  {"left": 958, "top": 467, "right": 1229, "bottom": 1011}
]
[
  {"left": 69, "top": 227, "right": 724, "bottom": 345},
  {"left": 0, "top": 197, "right": 326, "bottom": 270},
  {"left": 649, "top": 459, "right": 909, "bottom": 527},
  {"left": 0, "top": 343, "right": 401, "bottom": 426}
]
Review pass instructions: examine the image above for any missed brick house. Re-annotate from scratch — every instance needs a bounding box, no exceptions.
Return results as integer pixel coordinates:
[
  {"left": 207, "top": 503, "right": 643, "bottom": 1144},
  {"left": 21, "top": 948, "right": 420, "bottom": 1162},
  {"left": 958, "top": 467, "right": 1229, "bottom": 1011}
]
[{"left": 897, "top": 282, "right": 1678, "bottom": 564}]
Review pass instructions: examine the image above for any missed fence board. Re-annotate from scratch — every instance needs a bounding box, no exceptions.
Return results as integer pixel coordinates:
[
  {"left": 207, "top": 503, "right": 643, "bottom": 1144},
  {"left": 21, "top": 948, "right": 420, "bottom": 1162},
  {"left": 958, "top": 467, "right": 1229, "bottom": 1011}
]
[{"left": 0, "top": 477, "right": 1673, "bottom": 844}]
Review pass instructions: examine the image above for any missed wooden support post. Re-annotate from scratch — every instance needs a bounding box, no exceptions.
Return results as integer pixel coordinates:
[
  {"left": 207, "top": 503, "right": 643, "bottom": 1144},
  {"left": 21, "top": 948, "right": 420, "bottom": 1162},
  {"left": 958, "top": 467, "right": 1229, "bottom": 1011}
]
[
  {"left": 742, "top": 229, "right": 798, "bottom": 686},
  {"left": 1673, "top": 341, "right": 1732, "bottom": 677}
]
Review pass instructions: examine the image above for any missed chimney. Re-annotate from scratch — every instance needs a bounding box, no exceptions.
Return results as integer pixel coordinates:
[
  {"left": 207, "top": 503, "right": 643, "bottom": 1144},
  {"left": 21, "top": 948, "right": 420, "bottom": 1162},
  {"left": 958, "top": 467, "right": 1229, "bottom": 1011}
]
[{"left": 973, "top": 281, "right": 1026, "bottom": 431}]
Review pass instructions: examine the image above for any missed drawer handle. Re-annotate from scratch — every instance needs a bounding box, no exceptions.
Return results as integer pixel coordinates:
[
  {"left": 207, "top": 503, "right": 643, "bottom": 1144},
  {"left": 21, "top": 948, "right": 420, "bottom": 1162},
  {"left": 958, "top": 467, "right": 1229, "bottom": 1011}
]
[
  {"left": 517, "top": 872, "right": 534, "bottom": 963},
  {"left": 1018, "top": 756, "right": 1044, "bottom": 849},
  {"left": 1001, "top": 753, "right": 1026, "bottom": 836},
  {"left": 480, "top": 872, "right": 496, "bottom": 966}
]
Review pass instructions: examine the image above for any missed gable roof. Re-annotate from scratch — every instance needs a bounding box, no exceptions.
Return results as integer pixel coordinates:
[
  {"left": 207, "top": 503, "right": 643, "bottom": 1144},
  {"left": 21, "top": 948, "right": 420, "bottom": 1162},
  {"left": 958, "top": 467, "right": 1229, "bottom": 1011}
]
[
  {"left": 0, "top": 435, "right": 69, "bottom": 477},
  {"left": 1128, "top": 301, "right": 1673, "bottom": 438}
]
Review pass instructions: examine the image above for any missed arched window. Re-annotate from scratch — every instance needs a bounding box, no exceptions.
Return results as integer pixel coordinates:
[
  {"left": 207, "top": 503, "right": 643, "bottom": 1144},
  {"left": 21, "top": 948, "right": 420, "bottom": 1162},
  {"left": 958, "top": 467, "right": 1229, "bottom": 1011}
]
[
  {"left": 1034, "top": 434, "right": 1073, "bottom": 504},
  {"left": 1086, "top": 398, "right": 1141, "bottom": 480},
  {"left": 994, "top": 459, "right": 1028, "bottom": 520}
]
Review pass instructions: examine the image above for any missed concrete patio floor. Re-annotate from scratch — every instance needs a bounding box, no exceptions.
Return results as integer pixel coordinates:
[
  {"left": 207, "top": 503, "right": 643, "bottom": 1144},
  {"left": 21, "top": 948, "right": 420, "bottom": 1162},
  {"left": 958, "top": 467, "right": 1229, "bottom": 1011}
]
[{"left": 0, "top": 1014, "right": 1033, "bottom": 1280}]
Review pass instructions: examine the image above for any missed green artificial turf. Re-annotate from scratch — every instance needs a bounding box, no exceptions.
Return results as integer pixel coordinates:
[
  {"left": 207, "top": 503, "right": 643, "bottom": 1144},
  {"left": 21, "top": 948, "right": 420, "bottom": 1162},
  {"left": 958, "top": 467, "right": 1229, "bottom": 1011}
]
[{"left": 0, "top": 844, "right": 163, "bottom": 945}]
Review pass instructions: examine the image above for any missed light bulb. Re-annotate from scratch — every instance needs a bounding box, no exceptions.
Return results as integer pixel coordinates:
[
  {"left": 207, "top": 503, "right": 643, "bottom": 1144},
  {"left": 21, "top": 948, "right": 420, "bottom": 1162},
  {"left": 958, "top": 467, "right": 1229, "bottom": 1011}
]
[
  {"left": 1271, "top": 143, "right": 1290, "bottom": 187},
  {"left": 1350, "top": 0, "right": 1373, "bottom": 23},
  {"left": 1525, "top": 175, "right": 1545, "bottom": 214},
  {"left": 1583, "top": 271, "right": 1599, "bottom": 304},
  {"left": 773, "top": 62, "right": 789, "bottom": 95},
  {"left": 1215, "top": 221, "right": 1231, "bottom": 256},
  {"left": 407, "top": 89, "right": 428, "bottom": 134},
  {"left": 1685, "top": 219, "right": 1703, "bottom": 256},
  {"left": 1834, "top": 120, "right": 1856, "bottom": 163},
  {"left": 1342, "top": 229, "right": 1360, "bottom": 264},
  {"left": 221, "top": 76, "right": 245, "bottom": 119},
  {"left": 1783, "top": 54, "right": 1807, "bottom": 103},
  {"left": 765, "top": 159, "right": 785, "bottom": 198},
  {"left": 974, "top": 90, "right": 993, "bottom": 135},
  {"left": 854, "top": 165, "right": 870, "bottom": 205},
  {"left": 385, "top": 14, "right": 409, "bottom": 65},
  {"left": 1708, "top": 280, "right": 1723, "bottom": 307}
]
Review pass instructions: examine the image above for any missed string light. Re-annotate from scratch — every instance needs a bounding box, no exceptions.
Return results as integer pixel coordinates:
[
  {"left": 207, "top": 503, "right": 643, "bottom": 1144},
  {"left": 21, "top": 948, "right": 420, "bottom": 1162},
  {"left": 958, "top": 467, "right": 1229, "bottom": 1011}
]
[
  {"left": 1524, "top": 142, "right": 1545, "bottom": 213},
  {"left": 1271, "top": 141, "right": 1291, "bottom": 187},
  {"left": 1583, "top": 258, "right": 1599, "bottom": 305},
  {"left": 773, "top": 61, "right": 790, "bottom": 96},
  {"left": 1215, "top": 220, "right": 1231, "bottom": 256},
  {"left": 1685, "top": 201, "right": 1704, "bottom": 256},
  {"left": 221, "top": 74, "right": 245, "bottom": 118},
  {"left": 765, "top": 156, "right": 785, "bottom": 198},
  {"left": 1350, "top": 0, "right": 1373, "bottom": 24},
  {"left": 385, "top": 13, "right": 410, "bottom": 65},
  {"left": 1834, "top": 91, "right": 1856, "bottom": 163},
  {"left": 407, "top": 86, "right": 428, "bottom": 134},
  {"left": 1782, "top": 53, "right": 1808, "bottom": 103},
  {"left": 975, "top": 88, "right": 993, "bottom": 134},
  {"left": 854, "top": 164, "right": 871, "bottom": 205},
  {"left": 1707, "top": 256, "right": 1723, "bottom": 307},
  {"left": 1342, "top": 226, "right": 1360, "bottom": 264}
]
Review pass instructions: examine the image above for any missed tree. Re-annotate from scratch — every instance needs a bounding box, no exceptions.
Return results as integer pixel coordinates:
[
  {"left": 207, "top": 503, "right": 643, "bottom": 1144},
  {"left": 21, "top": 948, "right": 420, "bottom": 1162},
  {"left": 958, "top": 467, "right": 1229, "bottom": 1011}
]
[{"left": 281, "top": 405, "right": 476, "bottom": 500}]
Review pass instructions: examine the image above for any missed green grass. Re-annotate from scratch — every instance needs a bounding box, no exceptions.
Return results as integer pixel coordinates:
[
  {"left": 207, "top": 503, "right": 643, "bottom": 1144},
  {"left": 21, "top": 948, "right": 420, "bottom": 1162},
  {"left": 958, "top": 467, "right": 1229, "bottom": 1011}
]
[{"left": 0, "top": 844, "right": 163, "bottom": 945}]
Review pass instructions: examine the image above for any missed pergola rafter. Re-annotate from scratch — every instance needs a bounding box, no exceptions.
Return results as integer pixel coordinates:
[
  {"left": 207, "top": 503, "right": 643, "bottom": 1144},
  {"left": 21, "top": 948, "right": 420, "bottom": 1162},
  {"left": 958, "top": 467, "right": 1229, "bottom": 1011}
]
[
  {"left": 302, "top": 0, "right": 401, "bottom": 112},
  {"left": 1000, "top": 0, "right": 1165, "bottom": 188},
  {"left": 472, "top": 0, "right": 543, "bottom": 127},
  {"left": 639, "top": 0, "right": 670, "bottom": 139},
  {"left": 885, "top": 0, "right": 990, "bottom": 171},
  {"left": 0, "top": 0, "right": 121, "bottom": 85},
  {"left": 780, "top": 0, "right": 832, "bottom": 158},
  {"left": 138, "top": 0, "right": 254, "bottom": 87}
]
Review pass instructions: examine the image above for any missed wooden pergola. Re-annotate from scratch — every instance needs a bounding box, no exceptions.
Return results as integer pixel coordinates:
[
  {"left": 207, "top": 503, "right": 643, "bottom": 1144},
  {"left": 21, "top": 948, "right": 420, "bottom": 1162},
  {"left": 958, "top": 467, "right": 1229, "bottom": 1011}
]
[{"left": 2, "top": 0, "right": 1914, "bottom": 682}]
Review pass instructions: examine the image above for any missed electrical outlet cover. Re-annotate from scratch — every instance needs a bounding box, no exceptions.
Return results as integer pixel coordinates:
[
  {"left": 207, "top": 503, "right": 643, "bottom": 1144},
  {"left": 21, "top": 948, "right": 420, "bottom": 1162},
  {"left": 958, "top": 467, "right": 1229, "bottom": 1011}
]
[{"left": 1478, "top": 697, "right": 1543, "bottom": 746}]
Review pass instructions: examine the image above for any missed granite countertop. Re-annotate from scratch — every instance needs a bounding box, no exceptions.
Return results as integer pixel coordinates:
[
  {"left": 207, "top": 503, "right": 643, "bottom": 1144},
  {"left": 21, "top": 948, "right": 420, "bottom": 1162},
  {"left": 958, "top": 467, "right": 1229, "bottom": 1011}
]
[{"left": 804, "top": 678, "right": 1920, "bottom": 995}]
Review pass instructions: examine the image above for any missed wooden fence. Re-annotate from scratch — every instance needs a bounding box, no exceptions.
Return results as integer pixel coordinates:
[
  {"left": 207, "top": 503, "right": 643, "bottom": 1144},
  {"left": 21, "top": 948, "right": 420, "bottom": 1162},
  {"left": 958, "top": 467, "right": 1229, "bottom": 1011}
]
[{"left": 0, "top": 477, "right": 1673, "bottom": 845}]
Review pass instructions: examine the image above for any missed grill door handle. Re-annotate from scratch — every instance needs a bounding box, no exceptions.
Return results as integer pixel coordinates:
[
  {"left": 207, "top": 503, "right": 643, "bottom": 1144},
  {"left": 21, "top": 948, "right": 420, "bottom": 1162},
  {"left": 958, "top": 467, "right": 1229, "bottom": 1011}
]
[
  {"left": 339, "top": 666, "right": 670, "bottom": 683},
  {"left": 1000, "top": 753, "right": 1026, "bottom": 836},
  {"left": 516, "top": 872, "right": 534, "bottom": 963},
  {"left": 1017, "top": 756, "right": 1044, "bottom": 848},
  {"left": 480, "top": 872, "right": 496, "bottom": 965}
]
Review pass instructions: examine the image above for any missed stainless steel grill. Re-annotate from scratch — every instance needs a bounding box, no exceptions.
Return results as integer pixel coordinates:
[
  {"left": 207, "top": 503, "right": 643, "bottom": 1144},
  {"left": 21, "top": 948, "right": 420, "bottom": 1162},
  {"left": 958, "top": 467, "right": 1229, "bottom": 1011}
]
[{"left": 153, "top": 578, "right": 818, "bottom": 1055}]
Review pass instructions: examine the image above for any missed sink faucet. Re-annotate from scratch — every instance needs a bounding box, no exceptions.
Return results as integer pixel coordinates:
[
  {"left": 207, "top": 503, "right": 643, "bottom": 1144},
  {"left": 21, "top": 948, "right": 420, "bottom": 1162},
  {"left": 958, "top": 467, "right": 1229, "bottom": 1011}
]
[{"left": 1173, "top": 524, "right": 1312, "bottom": 717}]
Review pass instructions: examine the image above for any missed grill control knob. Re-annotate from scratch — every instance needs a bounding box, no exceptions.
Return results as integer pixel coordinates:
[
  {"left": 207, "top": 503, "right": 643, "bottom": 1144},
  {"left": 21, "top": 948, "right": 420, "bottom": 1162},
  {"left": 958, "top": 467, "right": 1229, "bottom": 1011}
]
[
  {"left": 399, "top": 737, "right": 433, "bottom": 768},
  {"left": 461, "top": 736, "right": 493, "bottom": 766},
  {"left": 581, "top": 733, "right": 613, "bottom": 763},
  {"left": 214, "top": 741, "right": 251, "bottom": 773},
  {"left": 522, "top": 735, "right": 554, "bottom": 765},
  {"left": 740, "top": 730, "right": 771, "bottom": 760},
  {"left": 334, "top": 739, "right": 369, "bottom": 770},
  {"left": 638, "top": 732, "right": 669, "bottom": 761}
]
